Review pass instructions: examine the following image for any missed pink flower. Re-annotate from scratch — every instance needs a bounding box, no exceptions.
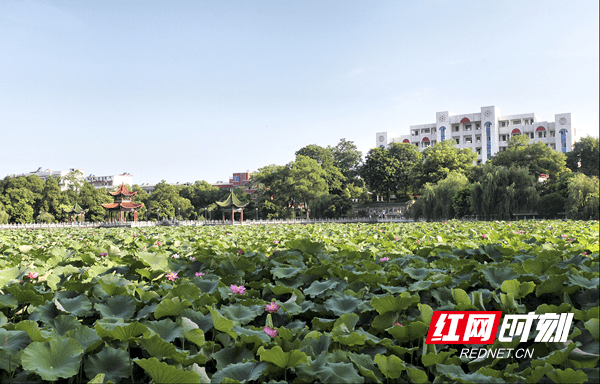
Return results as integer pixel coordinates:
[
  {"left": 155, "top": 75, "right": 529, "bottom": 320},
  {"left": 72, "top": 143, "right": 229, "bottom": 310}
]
[
  {"left": 195, "top": 272, "right": 205, "bottom": 277},
  {"left": 237, "top": 249, "right": 244, "bottom": 255},
  {"left": 379, "top": 257, "right": 390, "bottom": 262},
  {"left": 265, "top": 301, "right": 279, "bottom": 314},
  {"left": 583, "top": 251, "right": 588, "bottom": 255},
  {"left": 393, "top": 322, "right": 403, "bottom": 327},
  {"left": 99, "top": 252, "right": 107, "bottom": 256},
  {"left": 189, "top": 256, "right": 195, "bottom": 261},
  {"left": 561, "top": 234, "right": 567, "bottom": 238},
  {"left": 172, "top": 254, "right": 179, "bottom": 259},
  {"left": 568, "top": 238, "right": 575, "bottom": 242},
  {"left": 230, "top": 285, "right": 246, "bottom": 295},
  {"left": 482, "top": 234, "right": 487, "bottom": 239},
  {"left": 26, "top": 272, "right": 39, "bottom": 279},
  {"left": 394, "top": 236, "right": 398, "bottom": 240},
  {"left": 519, "top": 230, "right": 525, "bottom": 234},
  {"left": 273, "top": 240, "right": 279, "bottom": 244},
  {"left": 133, "top": 234, "right": 137, "bottom": 237},
  {"left": 264, "top": 326, "right": 278, "bottom": 338},
  {"left": 166, "top": 272, "right": 178, "bottom": 281},
  {"left": 416, "top": 239, "right": 420, "bottom": 243},
  {"left": 68, "top": 234, "right": 72, "bottom": 238},
  {"left": 39, "top": 245, "right": 44, "bottom": 249},
  {"left": 156, "top": 241, "right": 161, "bottom": 246}
]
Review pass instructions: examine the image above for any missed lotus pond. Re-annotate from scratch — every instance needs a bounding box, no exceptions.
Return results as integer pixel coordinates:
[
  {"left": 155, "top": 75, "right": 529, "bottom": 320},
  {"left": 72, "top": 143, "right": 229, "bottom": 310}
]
[{"left": 0, "top": 220, "right": 598, "bottom": 383}]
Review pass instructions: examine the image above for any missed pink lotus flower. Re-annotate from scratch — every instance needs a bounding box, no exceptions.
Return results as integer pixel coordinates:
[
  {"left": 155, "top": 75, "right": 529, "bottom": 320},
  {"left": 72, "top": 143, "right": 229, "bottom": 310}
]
[
  {"left": 230, "top": 285, "right": 246, "bottom": 295},
  {"left": 393, "top": 322, "right": 403, "bottom": 327},
  {"left": 172, "top": 254, "right": 179, "bottom": 259},
  {"left": 166, "top": 272, "right": 178, "bottom": 281},
  {"left": 482, "top": 234, "right": 487, "bottom": 239},
  {"left": 273, "top": 240, "right": 279, "bottom": 244},
  {"left": 264, "top": 326, "right": 278, "bottom": 338},
  {"left": 237, "top": 249, "right": 244, "bottom": 255},
  {"left": 265, "top": 301, "right": 279, "bottom": 313},
  {"left": 39, "top": 245, "right": 44, "bottom": 249},
  {"left": 133, "top": 234, "right": 137, "bottom": 237},
  {"left": 26, "top": 272, "right": 39, "bottom": 279},
  {"left": 416, "top": 239, "right": 420, "bottom": 243},
  {"left": 561, "top": 234, "right": 567, "bottom": 238},
  {"left": 379, "top": 257, "right": 390, "bottom": 262},
  {"left": 394, "top": 236, "right": 398, "bottom": 240},
  {"left": 195, "top": 272, "right": 205, "bottom": 277},
  {"left": 99, "top": 252, "right": 107, "bottom": 256},
  {"left": 583, "top": 251, "right": 588, "bottom": 255},
  {"left": 189, "top": 256, "right": 195, "bottom": 261},
  {"left": 68, "top": 234, "right": 72, "bottom": 238},
  {"left": 156, "top": 241, "right": 161, "bottom": 246}
]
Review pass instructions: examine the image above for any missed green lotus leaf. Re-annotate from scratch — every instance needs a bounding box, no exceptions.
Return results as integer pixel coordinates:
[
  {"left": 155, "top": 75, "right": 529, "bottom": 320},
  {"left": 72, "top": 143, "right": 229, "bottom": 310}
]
[
  {"left": 408, "top": 280, "right": 433, "bottom": 291},
  {"left": 5, "top": 283, "right": 52, "bottom": 306},
  {"left": 209, "top": 307, "right": 238, "bottom": 339},
  {"left": 95, "top": 321, "right": 151, "bottom": 341},
  {"left": 331, "top": 313, "right": 359, "bottom": 335},
  {"left": 304, "top": 280, "right": 339, "bottom": 297},
  {"left": 568, "top": 275, "right": 600, "bottom": 290},
  {"left": 301, "top": 333, "right": 331, "bottom": 357},
  {"left": 418, "top": 303, "right": 434, "bottom": 325},
  {"left": 210, "top": 361, "right": 266, "bottom": 384},
  {"left": 347, "top": 352, "right": 384, "bottom": 383},
  {"left": 84, "top": 346, "right": 130, "bottom": 384},
  {"left": 47, "top": 314, "right": 82, "bottom": 336},
  {"left": 154, "top": 297, "right": 193, "bottom": 319},
  {"left": 574, "top": 307, "right": 599, "bottom": 322},
  {"left": 0, "top": 329, "right": 30, "bottom": 353},
  {"left": 536, "top": 275, "right": 568, "bottom": 295},
  {"left": 0, "top": 294, "right": 18, "bottom": 310},
  {"left": 181, "top": 308, "right": 214, "bottom": 333},
  {"left": 95, "top": 295, "right": 136, "bottom": 320},
  {"left": 374, "top": 354, "right": 405, "bottom": 379},
  {"left": 422, "top": 351, "right": 462, "bottom": 367},
  {"left": 312, "top": 317, "right": 336, "bottom": 331},
  {"left": 318, "top": 361, "right": 365, "bottom": 384},
  {"left": 257, "top": 345, "right": 309, "bottom": 369},
  {"left": 187, "top": 363, "right": 211, "bottom": 384},
  {"left": 522, "top": 258, "right": 558, "bottom": 275},
  {"left": 87, "top": 373, "right": 106, "bottom": 383},
  {"left": 481, "top": 267, "right": 518, "bottom": 289},
  {"left": 403, "top": 267, "right": 434, "bottom": 280},
  {"left": 585, "top": 319, "right": 600, "bottom": 341},
  {"left": 138, "top": 333, "right": 183, "bottom": 360},
  {"left": 388, "top": 321, "right": 428, "bottom": 342},
  {"left": 325, "top": 294, "right": 363, "bottom": 316},
  {"left": 193, "top": 278, "right": 220, "bottom": 294},
  {"left": 532, "top": 343, "right": 577, "bottom": 368},
  {"left": 545, "top": 368, "right": 589, "bottom": 384},
  {"left": 286, "top": 239, "right": 325, "bottom": 254},
  {"left": 501, "top": 279, "right": 536, "bottom": 300},
  {"left": 56, "top": 294, "right": 93, "bottom": 317},
  {"left": 0, "top": 266, "right": 28, "bottom": 288},
  {"left": 64, "top": 325, "right": 103, "bottom": 353},
  {"left": 334, "top": 332, "right": 367, "bottom": 346},
  {"left": 165, "top": 283, "right": 202, "bottom": 301},
  {"left": 222, "top": 303, "right": 262, "bottom": 325},
  {"left": 370, "top": 292, "right": 420, "bottom": 315},
  {"left": 21, "top": 337, "right": 84, "bottom": 381},
  {"left": 135, "top": 357, "right": 201, "bottom": 383},
  {"left": 233, "top": 326, "right": 271, "bottom": 345},
  {"left": 14, "top": 320, "right": 51, "bottom": 342},
  {"left": 271, "top": 266, "right": 303, "bottom": 279},
  {"left": 145, "top": 318, "right": 183, "bottom": 342},
  {"left": 452, "top": 288, "right": 472, "bottom": 305},
  {"left": 265, "top": 283, "right": 294, "bottom": 295},
  {"left": 212, "top": 346, "right": 256, "bottom": 370},
  {"left": 407, "top": 366, "right": 428, "bottom": 383}
]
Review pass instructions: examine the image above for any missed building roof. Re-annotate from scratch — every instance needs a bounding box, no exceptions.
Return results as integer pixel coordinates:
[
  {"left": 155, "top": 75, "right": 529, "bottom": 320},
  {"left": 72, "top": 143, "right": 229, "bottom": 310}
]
[{"left": 216, "top": 192, "right": 249, "bottom": 208}]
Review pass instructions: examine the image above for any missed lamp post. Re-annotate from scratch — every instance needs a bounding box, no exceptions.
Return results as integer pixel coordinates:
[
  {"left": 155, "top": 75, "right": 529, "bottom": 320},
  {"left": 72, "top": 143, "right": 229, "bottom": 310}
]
[
  {"left": 255, "top": 207, "right": 258, "bottom": 220},
  {"left": 157, "top": 209, "right": 160, "bottom": 222},
  {"left": 178, "top": 207, "right": 181, "bottom": 221},
  {"left": 209, "top": 209, "right": 212, "bottom": 221}
]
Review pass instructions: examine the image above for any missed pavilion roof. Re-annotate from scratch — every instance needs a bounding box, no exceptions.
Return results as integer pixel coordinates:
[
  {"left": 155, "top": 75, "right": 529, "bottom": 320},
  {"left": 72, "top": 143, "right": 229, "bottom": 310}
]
[
  {"left": 101, "top": 202, "right": 144, "bottom": 209},
  {"left": 109, "top": 183, "right": 137, "bottom": 196},
  {"left": 64, "top": 202, "right": 86, "bottom": 214},
  {"left": 216, "top": 192, "right": 249, "bottom": 208}
]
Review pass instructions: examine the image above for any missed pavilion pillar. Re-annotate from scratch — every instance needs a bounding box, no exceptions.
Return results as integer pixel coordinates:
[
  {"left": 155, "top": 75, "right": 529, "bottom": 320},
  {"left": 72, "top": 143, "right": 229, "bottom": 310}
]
[
  {"left": 231, "top": 209, "right": 234, "bottom": 223},
  {"left": 134, "top": 211, "right": 138, "bottom": 222},
  {"left": 240, "top": 209, "right": 243, "bottom": 223},
  {"left": 222, "top": 211, "right": 225, "bottom": 221}
]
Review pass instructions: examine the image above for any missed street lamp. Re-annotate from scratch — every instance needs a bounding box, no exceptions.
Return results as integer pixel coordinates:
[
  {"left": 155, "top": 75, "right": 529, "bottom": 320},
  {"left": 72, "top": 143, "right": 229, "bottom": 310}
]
[
  {"left": 255, "top": 207, "right": 258, "bottom": 220},
  {"left": 178, "top": 207, "right": 181, "bottom": 221},
  {"left": 157, "top": 209, "right": 160, "bottom": 222}
]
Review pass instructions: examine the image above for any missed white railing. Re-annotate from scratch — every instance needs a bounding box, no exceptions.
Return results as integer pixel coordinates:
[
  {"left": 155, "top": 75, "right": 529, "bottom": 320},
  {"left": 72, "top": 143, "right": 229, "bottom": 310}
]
[{"left": 0, "top": 217, "right": 416, "bottom": 230}]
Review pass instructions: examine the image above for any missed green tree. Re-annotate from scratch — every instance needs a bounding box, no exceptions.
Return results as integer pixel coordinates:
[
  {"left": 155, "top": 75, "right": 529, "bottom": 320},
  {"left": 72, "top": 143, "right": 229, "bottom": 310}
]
[
  {"left": 60, "top": 169, "right": 84, "bottom": 192},
  {"left": 36, "top": 211, "right": 55, "bottom": 223},
  {"left": 411, "top": 171, "right": 470, "bottom": 220},
  {"left": 332, "top": 138, "right": 363, "bottom": 185},
  {"left": 311, "top": 194, "right": 352, "bottom": 219},
  {"left": 131, "top": 184, "right": 149, "bottom": 220},
  {"left": 78, "top": 182, "right": 112, "bottom": 222},
  {"left": 566, "top": 136, "right": 599, "bottom": 177},
  {"left": 252, "top": 164, "right": 293, "bottom": 218},
  {"left": 37, "top": 176, "right": 69, "bottom": 221},
  {"left": 296, "top": 144, "right": 345, "bottom": 193},
  {"left": 492, "top": 136, "right": 566, "bottom": 179},
  {"left": 452, "top": 185, "right": 473, "bottom": 219},
  {"left": 411, "top": 140, "right": 477, "bottom": 190},
  {"left": 179, "top": 181, "right": 222, "bottom": 216},
  {"left": 361, "top": 147, "right": 400, "bottom": 201},
  {"left": 566, "top": 173, "right": 599, "bottom": 220},
  {"left": 146, "top": 181, "right": 194, "bottom": 220},
  {"left": 0, "top": 202, "right": 9, "bottom": 224},
  {"left": 287, "top": 155, "right": 329, "bottom": 218},
  {"left": 388, "top": 142, "right": 422, "bottom": 197},
  {"left": 471, "top": 164, "right": 539, "bottom": 220}
]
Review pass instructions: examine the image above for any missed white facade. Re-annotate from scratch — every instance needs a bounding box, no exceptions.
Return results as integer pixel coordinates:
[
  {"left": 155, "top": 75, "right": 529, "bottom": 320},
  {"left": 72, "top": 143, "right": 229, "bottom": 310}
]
[
  {"left": 7, "top": 168, "right": 84, "bottom": 191},
  {"left": 376, "top": 106, "right": 577, "bottom": 164},
  {"left": 86, "top": 173, "right": 134, "bottom": 189}
]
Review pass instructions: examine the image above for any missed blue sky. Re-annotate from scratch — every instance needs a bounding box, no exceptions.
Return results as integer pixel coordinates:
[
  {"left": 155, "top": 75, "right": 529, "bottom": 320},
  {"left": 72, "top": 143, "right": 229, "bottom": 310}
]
[{"left": 1, "top": 0, "right": 598, "bottom": 185}]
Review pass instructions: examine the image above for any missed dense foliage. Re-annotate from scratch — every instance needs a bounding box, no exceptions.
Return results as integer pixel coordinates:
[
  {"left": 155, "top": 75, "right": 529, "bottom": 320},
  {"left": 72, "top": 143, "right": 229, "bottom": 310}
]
[{"left": 0, "top": 221, "right": 598, "bottom": 383}]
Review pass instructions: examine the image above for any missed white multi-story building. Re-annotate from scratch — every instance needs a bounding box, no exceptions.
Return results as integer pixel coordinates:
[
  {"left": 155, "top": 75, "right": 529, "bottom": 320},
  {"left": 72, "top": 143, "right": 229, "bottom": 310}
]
[
  {"left": 376, "top": 106, "right": 577, "bottom": 165},
  {"left": 7, "top": 168, "right": 84, "bottom": 190},
  {"left": 85, "top": 173, "right": 134, "bottom": 189}
]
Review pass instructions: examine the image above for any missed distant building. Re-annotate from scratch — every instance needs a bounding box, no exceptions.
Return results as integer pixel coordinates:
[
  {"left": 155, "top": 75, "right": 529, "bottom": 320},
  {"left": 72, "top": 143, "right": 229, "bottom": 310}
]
[
  {"left": 376, "top": 106, "right": 577, "bottom": 165},
  {"left": 213, "top": 172, "right": 255, "bottom": 194},
  {"left": 7, "top": 167, "right": 84, "bottom": 191},
  {"left": 86, "top": 173, "right": 134, "bottom": 190},
  {"left": 139, "top": 181, "right": 192, "bottom": 194}
]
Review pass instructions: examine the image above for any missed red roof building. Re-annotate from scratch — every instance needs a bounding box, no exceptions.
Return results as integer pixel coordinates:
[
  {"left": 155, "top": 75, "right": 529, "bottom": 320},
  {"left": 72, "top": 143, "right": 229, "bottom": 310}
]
[
  {"left": 101, "top": 184, "right": 144, "bottom": 222},
  {"left": 213, "top": 172, "right": 255, "bottom": 194}
]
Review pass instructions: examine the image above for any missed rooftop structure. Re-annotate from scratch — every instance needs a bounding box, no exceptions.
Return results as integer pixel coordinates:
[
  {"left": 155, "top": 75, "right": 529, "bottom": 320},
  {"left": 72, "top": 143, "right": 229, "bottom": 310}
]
[
  {"left": 86, "top": 173, "right": 133, "bottom": 189},
  {"left": 6, "top": 168, "right": 84, "bottom": 191},
  {"left": 101, "top": 184, "right": 144, "bottom": 222},
  {"left": 213, "top": 172, "right": 255, "bottom": 193}
]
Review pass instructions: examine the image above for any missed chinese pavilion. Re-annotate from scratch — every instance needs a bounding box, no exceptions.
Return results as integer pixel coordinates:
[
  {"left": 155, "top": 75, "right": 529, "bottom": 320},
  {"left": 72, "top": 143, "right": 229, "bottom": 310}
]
[
  {"left": 216, "top": 192, "right": 249, "bottom": 223},
  {"left": 101, "top": 184, "right": 144, "bottom": 222},
  {"left": 64, "top": 202, "right": 87, "bottom": 222}
]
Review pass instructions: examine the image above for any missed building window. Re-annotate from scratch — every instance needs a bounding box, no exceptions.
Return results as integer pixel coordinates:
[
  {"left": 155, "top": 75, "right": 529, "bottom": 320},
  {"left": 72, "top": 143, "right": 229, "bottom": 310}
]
[
  {"left": 455, "top": 138, "right": 460, "bottom": 145},
  {"left": 414, "top": 143, "right": 419, "bottom": 147},
  {"left": 476, "top": 148, "right": 481, "bottom": 155},
  {"left": 538, "top": 131, "right": 547, "bottom": 138},
  {"left": 412, "top": 130, "right": 419, "bottom": 136},
  {"left": 453, "top": 125, "right": 459, "bottom": 131},
  {"left": 465, "top": 136, "right": 473, "bottom": 144},
  {"left": 550, "top": 131, "right": 555, "bottom": 137},
  {"left": 464, "top": 124, "right": 471, "bottom": 131},
  {"left": 499, "top": 121, "right": 508, "bottom": 127},
  {"left": 476, "top": 124, "right": 481, "bottom": 130},
  {"left": 476, "top": 136, "right": 481, "bottom": 143},
  {"left": 422, "top": 128, "right": 430, "bottom": 133},
  {"left": 512, "top": 119, "right": 521, "bottom": 125},
  {"left": 233, "top": 176, "right": 239, "bottom": 182},
  {"left": 529, "top": 132, "right": 534, "bottom": 139}
]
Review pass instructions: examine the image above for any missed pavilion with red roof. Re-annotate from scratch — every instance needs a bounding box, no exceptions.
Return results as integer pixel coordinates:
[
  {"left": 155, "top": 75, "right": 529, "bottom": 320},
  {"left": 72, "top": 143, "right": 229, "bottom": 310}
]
[{"left": 101, "top": 184, "right": 144, "bottom": 222}]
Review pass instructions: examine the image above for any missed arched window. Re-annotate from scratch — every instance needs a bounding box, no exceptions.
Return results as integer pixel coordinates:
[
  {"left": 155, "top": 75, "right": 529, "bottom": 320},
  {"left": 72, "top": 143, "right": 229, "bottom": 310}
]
[{"left": 460, "top": 118, "right": 470, "bottom": 123}]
